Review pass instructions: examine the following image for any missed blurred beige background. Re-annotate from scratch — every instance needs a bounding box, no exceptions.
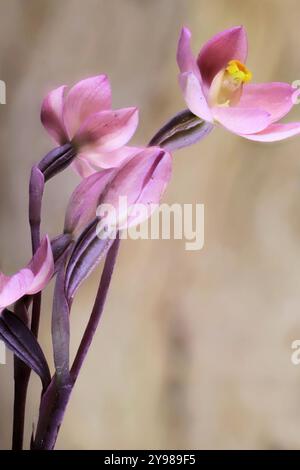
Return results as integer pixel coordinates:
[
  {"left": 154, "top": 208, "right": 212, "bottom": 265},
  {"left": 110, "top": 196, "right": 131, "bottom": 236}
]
[{"left": 1, "top": 0, "right": 300, "bottom": 450}]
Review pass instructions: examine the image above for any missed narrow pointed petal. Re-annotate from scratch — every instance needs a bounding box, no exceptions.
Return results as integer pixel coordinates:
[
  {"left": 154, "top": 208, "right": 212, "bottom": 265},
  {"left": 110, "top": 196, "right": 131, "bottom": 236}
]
[
  {"left": 177, "top": 27, "right": 201, "bottom": 77},
  {"left": 213, "top": 106, "right": 271, "bottom": 134},
  {"left": 197, "top": 26, "right": 248, "bottom": 88},
  {"left": 26, "top": 236, "right": 54, "bottom": 294},
  {"left": 0, "top": 270, "right": 34, "bottom": 310},
  {"left": 125, "top": 149, "right": 172, "bottom": 228},
  {"left": 41, "top": 86, "right": 68, "bottom": 144},
  {"left": 64, "top": 170, "right": 115, "bottom": 236},
  {"left": 177, "top": 28, "right": 212, "bottom": 121},
  {"left": 103, "top": 147, "right": 172, "bottom": 228},
  {"left": 240, "top": 122, "right": 300, "bottom": 142},
  {"left": 0, "top": 236, "right": 53, "bottom": 309},
  {"left": 71, "top": 158, "right": 98, "bottom": 178},
  {"left": 238, "top": 82, "right": 297, "bottom": 122},
  {"left": 179, "top": 72, "right": 213, "bottom": 121},
  {"left": 74, "top": 108, "right": 139, "bottom": 152},
  {"left": 77, "top": 146, "right": 141, "bottom": 174},
  {"left": 63, "top": 75, "right": 112, "bottom": 139}
]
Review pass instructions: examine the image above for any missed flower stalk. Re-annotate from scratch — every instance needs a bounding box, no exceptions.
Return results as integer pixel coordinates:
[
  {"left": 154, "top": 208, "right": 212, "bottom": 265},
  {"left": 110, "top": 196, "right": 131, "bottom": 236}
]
[
  {"left": 12, "top": 301, "right": 30, "bottom": 451},
  {"left": 32, "top": 234, "right": 120, "bottom": 450},
  {"left": 12, "top": 166, "right": 46, "bottom": 450}
]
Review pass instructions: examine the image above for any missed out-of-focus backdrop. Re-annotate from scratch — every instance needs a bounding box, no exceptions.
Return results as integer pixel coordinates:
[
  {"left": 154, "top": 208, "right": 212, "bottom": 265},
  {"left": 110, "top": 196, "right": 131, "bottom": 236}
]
[{"left": 1, "top": 0, "right": 300, "bottom": 450}]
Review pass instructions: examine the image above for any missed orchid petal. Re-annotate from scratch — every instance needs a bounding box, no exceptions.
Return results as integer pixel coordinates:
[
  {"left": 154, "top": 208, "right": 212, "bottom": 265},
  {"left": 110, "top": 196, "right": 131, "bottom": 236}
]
[
  {"left": 179, "top": 72, "right": 212, "bottom": 121},
  {"left": 213, "top": 106, "right": 271, "bottom": 134},
  {"left": 177, "top": 27, "right": 201, "bottom": 78},
  {"left": 103, "top": 147, "right": 172, "bottom": 229},
  {"left": 26, "top": 236, "right": 54, "bottom": 294},
  {"left": 63, "top": 75, "right": 112, "bottom": 139},
  {"left": 71, "top": 158, "right": 98, "bottom": 178},
  {"left": 197, "top": 26, "right": 248, "bottom": 88},
  {"left": 125, "top": 149, "right": 172, "bottom": 228},
  {"left": 41, "top": 86, "right": 68, "bottom": 144},
  {"left": 0, "top": 270, "right": 34, "bottom": 310},
  {"left": 64, "top": 170, "right": 115, "bottom": 236},
  {"left": 77, "top": 146, "right": 141, "bottom": 173},
  {"left": 177, "top": 28, "right": 212, "bottom": 121},
  {"left": 0, "top": 236, "right": 54, "bottom": 309},
  {"left": 238, "top": 82, "right": 297, "bottom": 122},
  {"left": 240, "top": 122, "right": 300, "bottom": 142},
  {"left": 74, "top": 108, "right": 139, "bottom": 152}
]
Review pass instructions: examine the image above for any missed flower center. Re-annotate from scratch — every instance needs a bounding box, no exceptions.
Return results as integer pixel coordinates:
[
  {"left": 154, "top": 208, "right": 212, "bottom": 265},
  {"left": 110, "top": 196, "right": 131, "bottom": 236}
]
[
  {"left": 225, "top": 60, "right": 252, "bottom": 84},
  {"left": 209, "top": 59, "right": 252, "bottom": 107}
]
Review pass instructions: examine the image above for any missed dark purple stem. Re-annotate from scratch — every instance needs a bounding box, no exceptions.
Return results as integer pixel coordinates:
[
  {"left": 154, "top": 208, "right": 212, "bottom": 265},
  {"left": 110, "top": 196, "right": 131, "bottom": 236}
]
[
  {"left": 12, "top": 301, "right": 30, "bottom": 450},
  {"left": 12, "top": 358, "right": 31, "bottom": 450},
  {"left": 29, "top": 167, "right": 44, "bottom": 336},
  {"left": 12, "top": 145, "right": 77, "bottom": 450},
  {"left": 12, "top": 168, "right": 44, "bottom": 450},
  {"left": 32, "top": 235, "right": 120, "bottom": 450},
  {"left": 70, "top": 234, "right": 120, "bottom": 381},
  {"left": 31, "top": 377, "right": 73, "bottom": 451}
]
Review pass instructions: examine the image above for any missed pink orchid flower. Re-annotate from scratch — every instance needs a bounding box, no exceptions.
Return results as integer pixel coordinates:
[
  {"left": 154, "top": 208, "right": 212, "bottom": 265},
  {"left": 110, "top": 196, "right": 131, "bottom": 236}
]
[
  {"left": 64, "top": 146, "right": 172, "bottom": 300},
  {"left": 177, "top": 26, "right": 300, "bottom": 141},
  {"left": 98, "top": 146, "right": 172, "bottom": 230},
  {"left": 72, "top": 144, "right": 143, "bottom": 178},
  {"left": 64, "top": 147, "right": 172, "bottom": 237},
  {"left": 41, "top": 75, "right": 139, "bottom": 172},
  {"left": 0, "top": 236, "right": 54, "bottom": 313}
]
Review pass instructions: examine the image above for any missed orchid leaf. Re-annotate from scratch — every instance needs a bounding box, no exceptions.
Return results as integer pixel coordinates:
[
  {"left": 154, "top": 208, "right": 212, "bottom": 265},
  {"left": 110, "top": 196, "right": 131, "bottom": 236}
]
[{"left": 0, "top": 309, "right": 51, "bottom": 390}]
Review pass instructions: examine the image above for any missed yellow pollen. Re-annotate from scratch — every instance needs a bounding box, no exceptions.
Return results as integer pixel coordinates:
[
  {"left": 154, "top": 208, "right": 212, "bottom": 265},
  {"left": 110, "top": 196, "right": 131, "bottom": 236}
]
[{"left": 225, "top": 60, "right": 252, "bottom": 84}]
